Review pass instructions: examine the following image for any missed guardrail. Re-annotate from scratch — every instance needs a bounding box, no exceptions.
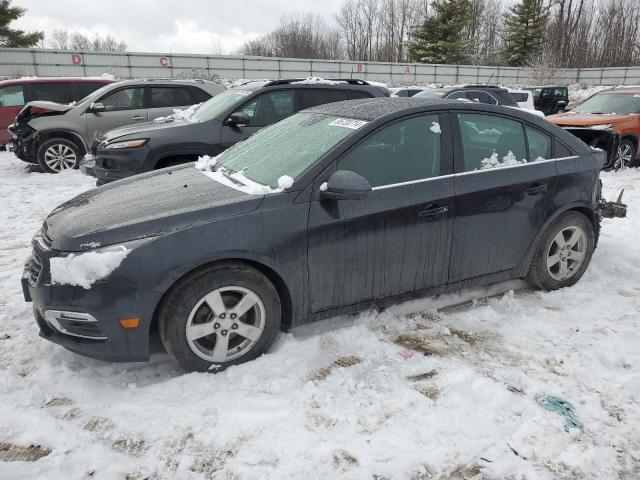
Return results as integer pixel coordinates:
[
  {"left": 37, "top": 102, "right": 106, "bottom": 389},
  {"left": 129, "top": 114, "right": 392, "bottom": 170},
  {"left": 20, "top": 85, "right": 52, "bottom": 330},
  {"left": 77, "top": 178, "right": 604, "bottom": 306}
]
[{"left": 1, "top": 47, "right": 639, "bottom": 85}]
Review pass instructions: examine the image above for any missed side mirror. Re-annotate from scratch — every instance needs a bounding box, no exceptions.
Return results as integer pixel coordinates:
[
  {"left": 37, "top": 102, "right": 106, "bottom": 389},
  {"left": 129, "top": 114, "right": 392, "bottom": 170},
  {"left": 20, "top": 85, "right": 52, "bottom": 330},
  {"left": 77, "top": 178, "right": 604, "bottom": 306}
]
[
  {"left": 89, "top": 102, "right": 105, "bottom": 113},
  {"left": 321, "top": 170, "right": 371, "bottom": 200},
  {"left": 226, "top": 111, "right": 250, "bottom": 127}
]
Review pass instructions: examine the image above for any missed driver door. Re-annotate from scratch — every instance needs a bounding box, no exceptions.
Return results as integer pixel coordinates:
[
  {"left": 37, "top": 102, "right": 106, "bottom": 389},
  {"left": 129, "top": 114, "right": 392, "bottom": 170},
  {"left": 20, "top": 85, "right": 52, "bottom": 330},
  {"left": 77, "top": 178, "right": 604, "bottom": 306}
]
[
  {"left": 220, "top": 90, "right": 296, "bottom": 149},
  {"left": 85, "top": 86, "right": 147, "bottom": 141},
  {"left": 307, "top": 113, "right": 455, "bottom": 312}
]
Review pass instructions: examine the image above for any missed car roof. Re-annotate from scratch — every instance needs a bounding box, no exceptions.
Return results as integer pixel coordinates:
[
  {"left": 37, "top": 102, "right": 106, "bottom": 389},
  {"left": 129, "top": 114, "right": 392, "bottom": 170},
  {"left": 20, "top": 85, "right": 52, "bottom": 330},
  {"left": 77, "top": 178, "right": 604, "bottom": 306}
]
[
  {"left": 0, "top": 76, "right": 112, "bottom": 86},
  {"left": 229, "top": 78, "right": 383, "bottom": 92},
  {"left": 602, "top": 87, "right": 640, "bottom": 94}
]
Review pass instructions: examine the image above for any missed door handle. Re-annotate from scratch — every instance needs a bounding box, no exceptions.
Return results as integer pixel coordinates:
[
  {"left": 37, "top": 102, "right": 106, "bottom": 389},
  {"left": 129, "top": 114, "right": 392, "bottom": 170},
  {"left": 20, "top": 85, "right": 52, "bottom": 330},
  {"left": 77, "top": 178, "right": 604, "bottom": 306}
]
[
  {"left": 524, "top": 184, "right": 547, "bottom": 195},
  {"left": 132, "top": 115, "right": 145, "bottom": 120},
  {"left": 418, "top": 204, "right": 448, "bottom": 219}
]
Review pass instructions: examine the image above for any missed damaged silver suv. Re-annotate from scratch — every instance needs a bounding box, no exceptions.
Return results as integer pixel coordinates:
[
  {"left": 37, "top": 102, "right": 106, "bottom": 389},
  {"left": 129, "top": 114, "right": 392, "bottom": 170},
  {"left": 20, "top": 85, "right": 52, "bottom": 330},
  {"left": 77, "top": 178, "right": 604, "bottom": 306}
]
[{"left": 8, "top": 79, "right": 225, "bottom": 173}]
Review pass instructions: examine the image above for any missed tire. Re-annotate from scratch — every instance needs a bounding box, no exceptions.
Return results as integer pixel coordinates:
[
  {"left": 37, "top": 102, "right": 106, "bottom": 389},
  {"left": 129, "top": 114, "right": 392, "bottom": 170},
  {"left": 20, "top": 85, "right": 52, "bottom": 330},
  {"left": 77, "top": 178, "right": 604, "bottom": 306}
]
[
  {"left": 159, "top": 263, "right": 281, "bottom": 372},
  {"left": 527, "top": 212, "right": 595, "bottom": 291},
  {"left": 37, "top": 138, "right": 82, "bottom": 174},
  {"left": 614, "top": 139, "right": 636, "bottom": 170}
]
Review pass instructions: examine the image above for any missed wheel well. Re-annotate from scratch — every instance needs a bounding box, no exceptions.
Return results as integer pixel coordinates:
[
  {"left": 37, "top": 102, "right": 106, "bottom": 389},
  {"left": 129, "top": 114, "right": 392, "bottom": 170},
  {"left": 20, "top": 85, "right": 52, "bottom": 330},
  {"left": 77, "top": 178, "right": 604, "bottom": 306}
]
[
  {"left": 149, "top": 259, "right": 294, "bottom": 335},
  {"left": 38, "top": 131, "right": 86, "bottom": 155},
  {"left": 154, "top": 154, "right": 200, "bottom": 170}
]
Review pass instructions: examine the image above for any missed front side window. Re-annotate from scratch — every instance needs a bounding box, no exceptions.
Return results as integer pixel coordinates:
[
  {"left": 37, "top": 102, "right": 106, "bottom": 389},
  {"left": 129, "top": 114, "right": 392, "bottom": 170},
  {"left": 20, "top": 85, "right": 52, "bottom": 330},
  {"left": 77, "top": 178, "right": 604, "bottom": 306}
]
[
  {"left": 240, "top": 90, "right": 295, "bottom": 127},
  {"left": 76, "top": 82, "right": 109, "bottom": 101},
  {"left": 215, "top": 112, "right": 356, "bottom": 188},
  {"left": 100, "top": 87, "right": 145, "bottom": 111},
  {"left": 457, "top": 113, "right": 527, "bottom": 171},
  {"left": 150, "top": 87, "right": 192, "bottom": 108},
  {"left": 0, "top": 85, "right": 24, "bottom": 107},
  {"left": 30, "top": 82, "right": 73, "bottom": 104},
  {"left": 526, "top": 126, "right": 552, "bottom": 161},
  {"left": 337, "top": 114, "right": 442, "bottom": 188}
]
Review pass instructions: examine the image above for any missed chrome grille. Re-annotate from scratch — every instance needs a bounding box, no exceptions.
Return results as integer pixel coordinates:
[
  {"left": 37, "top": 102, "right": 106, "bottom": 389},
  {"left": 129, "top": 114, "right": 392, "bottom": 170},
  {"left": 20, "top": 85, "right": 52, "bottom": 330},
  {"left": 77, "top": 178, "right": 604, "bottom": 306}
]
[{"left": 25, "top": 254, "right": 42, "bottom": 287}]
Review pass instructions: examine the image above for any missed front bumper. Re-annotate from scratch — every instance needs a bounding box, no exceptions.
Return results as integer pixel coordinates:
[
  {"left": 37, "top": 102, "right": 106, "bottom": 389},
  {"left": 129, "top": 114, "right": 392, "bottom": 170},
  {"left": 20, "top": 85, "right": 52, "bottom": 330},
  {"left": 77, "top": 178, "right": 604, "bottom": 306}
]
[
  {"left": 22, "top": 237, "right": 157, "bottom": 362},
  {"left": 80, "top": 143, "right": 152, "bottom": 183}
]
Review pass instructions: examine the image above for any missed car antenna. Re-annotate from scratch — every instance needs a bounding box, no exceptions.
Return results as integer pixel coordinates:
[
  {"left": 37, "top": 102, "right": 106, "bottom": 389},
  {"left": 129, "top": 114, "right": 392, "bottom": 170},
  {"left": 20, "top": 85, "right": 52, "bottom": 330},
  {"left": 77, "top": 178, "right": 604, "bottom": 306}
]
[{"left": 486, "top": 73, "right": 494, "bottom": 84}]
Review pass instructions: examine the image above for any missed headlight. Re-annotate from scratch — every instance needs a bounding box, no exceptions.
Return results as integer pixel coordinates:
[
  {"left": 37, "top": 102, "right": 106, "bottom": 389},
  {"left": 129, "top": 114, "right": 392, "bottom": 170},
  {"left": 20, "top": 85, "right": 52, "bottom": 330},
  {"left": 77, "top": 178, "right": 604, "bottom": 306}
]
[{"left": 105, "top": 139, "right": 147, "bottom": 149}]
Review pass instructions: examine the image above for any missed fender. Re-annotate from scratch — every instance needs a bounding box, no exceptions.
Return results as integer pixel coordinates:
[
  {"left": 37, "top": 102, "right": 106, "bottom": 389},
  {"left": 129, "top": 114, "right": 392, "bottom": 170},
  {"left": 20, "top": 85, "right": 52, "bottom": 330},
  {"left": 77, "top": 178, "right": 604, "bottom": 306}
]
[
  {"left": 38, "top": 129, "right": 88, "bottom": 153},
  {"left": 516, "top": 201, "right": 596, "bottom": 277}
]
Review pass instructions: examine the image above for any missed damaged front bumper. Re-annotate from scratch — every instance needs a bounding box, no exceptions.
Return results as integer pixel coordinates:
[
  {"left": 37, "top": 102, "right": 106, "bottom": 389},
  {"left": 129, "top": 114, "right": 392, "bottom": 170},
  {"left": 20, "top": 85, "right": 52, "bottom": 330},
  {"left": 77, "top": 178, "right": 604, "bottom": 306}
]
[{"left": 7, "top": 122, "right": 38, "bottom": 162}]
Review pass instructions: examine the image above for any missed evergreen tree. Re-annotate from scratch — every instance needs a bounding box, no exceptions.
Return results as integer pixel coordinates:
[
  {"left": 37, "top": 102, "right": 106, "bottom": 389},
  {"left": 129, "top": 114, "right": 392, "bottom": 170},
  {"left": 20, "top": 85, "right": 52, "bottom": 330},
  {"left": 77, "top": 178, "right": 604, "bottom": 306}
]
[
  {"left": 503, "top": 0, "right": 549, "bottom": 67},
  {"left": 0, "top": 0, "right": 43, "bottom": 48},
  {"left": 408, "top": 0, "right": 474, "bottom": 65}
]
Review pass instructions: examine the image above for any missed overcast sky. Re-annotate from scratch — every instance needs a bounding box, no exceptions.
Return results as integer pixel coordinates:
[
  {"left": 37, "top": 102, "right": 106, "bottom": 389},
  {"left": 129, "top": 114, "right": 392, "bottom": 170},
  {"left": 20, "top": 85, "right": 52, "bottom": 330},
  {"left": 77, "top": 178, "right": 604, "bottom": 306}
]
[{"left": 14, "top": 0, "right": 345, "bottom": 54}]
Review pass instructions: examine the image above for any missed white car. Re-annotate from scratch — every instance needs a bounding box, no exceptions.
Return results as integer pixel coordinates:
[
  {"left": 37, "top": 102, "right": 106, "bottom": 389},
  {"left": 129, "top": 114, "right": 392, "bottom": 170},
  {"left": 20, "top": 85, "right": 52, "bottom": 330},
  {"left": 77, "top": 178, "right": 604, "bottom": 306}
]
[{"left": 509, "top": 89, "right": 536, "bottom": 110}]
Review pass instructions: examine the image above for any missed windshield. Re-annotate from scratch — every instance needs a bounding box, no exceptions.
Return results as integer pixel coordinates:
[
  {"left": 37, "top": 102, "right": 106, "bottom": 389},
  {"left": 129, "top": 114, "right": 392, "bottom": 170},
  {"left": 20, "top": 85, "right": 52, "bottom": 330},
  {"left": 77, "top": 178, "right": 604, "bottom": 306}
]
[
  {"left": 213, "top": 112, "right": 362, "bottom": 189},
  {"left": 190, "top": 89, "right": 253, "bottom": 122},
  {"left": 573, "top": 92, "right": 640, "bottom": 115},
  {"left": 413, "top": 89, "right": 447, "bottom": 99},
  {"left": 76, "top": 83, "right": 119, "bottom": 107}
]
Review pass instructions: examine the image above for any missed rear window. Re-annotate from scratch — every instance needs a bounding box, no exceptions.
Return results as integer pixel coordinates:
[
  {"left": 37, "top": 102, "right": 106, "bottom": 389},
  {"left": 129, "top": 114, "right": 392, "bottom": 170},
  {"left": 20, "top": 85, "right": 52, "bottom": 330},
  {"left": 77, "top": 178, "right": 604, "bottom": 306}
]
[
  {"left": 0, "top": 84, "right": 24, "bottom": 107},
  {"left": 29, "top": 82, "right": 74, "bottom": 104},
  {"left": 150, "top": 87, "right": 193, "bottom": 108},
  {"left": 189, "top": 86, "right": 212, "bottom": 103}
]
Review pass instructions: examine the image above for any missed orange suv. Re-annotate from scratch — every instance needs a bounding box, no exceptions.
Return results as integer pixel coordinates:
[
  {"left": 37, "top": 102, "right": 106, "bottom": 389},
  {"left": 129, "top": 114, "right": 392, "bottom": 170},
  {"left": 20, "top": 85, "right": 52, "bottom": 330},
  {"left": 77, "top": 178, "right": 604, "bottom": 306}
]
[{"left": 547, "top": 87, "right": 640, "bottom": 169}]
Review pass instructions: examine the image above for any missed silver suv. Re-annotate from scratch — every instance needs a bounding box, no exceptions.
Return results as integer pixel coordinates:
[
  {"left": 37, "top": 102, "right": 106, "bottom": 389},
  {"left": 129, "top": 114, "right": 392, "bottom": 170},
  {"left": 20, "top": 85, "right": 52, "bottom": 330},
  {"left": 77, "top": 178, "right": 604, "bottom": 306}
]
[{"left": 8, "top": 79, "right": 225, "bottom": 173}]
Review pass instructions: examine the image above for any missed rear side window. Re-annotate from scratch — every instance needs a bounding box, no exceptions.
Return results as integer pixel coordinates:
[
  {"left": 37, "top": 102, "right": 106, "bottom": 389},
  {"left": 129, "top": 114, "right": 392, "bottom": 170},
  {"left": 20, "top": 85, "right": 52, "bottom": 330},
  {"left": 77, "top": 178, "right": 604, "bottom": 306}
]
[
  {"left": 346, "top": 90, "right": 373, "bottom": 100},
  {"left": 29, "top": 82, "right": 73, "bottom": 104},
  {"left": 526, "top": 126, "right": 552, "bottom": 161},
  {"left": 150, "top": 87, "right": 193, "bottom": 108},
  {"left": 189, "top": 86, "right": 212, "bottom": 103},
  {"left": 457, "top": 113, "right": 527, "bottom": 171},
  {"left": 300, "top": 89, "right": 348, "bottom": 109},
  {"left": 555, "top": 140, "right": 574, "bottom": 158},
  {"left": 337, "top": 114, "right": 442, "bottom": 188},
  {"left": 465, "top": 91, "right": 497, "bottom": 105},
  {"left": 0, "top": 85, "right": 24, "bottom": 107},
  {"left": 100, "top": 87, "right": 145, "bottom": 111},
  {"left": 511, "top": 92, "right": 528, "bottom": 103},
  {"left": 393, "top": 90, "right": 409, "bottom": 97},
  {"left": 76, "top": 82, "right": 109, "bottom": 100}
]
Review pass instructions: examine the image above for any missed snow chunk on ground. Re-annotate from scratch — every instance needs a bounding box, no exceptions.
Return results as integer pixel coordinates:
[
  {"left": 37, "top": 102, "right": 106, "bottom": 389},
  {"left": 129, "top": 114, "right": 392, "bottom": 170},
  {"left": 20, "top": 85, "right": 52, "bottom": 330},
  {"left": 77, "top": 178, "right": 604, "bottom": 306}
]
[
  {"left": 49, "top": 246, "right": 129, "bottom": 289},
  {"left": 430, "top": 122, "right": 441, "bottom": 134},
  {"left": 153, "top": 103, "right": 202, "bottom": 123}
]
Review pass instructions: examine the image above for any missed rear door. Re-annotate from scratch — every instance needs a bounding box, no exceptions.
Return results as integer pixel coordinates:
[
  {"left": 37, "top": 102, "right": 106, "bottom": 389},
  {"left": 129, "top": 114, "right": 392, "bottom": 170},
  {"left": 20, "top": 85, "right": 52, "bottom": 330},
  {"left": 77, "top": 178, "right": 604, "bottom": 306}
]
[
  {"left": 85, "top": 86, "right": 147, "bottom": 140},
  {"left": 219, "top": 89, "right": 296, "bottom": 148},
  {"left": 449, "top": 111, "right": 556, "bottom": 281},
  {"left": 307, "top": 113, "right": 455, "bottom": 312},
  {"left": 148, "top": 85, "right": 195, "bottom": 120},
  {"left": 0, "top": 84, "right": 25, "bottom": 143}
]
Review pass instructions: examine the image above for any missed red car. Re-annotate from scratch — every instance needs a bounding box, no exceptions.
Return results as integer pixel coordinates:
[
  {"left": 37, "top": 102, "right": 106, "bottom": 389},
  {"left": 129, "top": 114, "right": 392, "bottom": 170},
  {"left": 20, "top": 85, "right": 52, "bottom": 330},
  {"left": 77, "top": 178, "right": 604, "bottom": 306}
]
[{"left": 0, "top": 77, "right": 113, "bottom": 146}]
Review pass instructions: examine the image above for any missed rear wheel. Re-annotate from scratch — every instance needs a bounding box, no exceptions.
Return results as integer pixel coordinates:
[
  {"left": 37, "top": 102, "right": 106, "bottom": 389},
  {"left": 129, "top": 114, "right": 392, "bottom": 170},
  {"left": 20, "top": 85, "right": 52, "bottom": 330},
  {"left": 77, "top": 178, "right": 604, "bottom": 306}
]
[
  {"left": 159, "top": 263, "right": 281, "bottom": 372},
  {"left": 527, "top": 212, "right": 594, "bottom": 290},
  {"left": 37, "top": 138, "right": 81, "bottom": 173},
  {"left": 614, "top": 139, "right": 636, "bottom": 170}
]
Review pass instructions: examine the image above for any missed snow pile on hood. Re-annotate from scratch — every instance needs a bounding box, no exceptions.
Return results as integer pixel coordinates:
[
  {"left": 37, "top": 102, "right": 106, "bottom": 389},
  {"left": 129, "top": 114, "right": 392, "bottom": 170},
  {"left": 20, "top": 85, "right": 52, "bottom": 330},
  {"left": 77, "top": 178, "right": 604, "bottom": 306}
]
[
  {"left": 195, "top": 156, "right": 294, "bottom": 195},
  {"left": 153, "top": 103, "right": 202, "bottom": 123},
  {"left": 49, "top": 246, "right": 129, "bottom": 289},
  {"left": 481, "top": 150, "right": 527, "bottom": 169},
  {"left": 291, "top": 77, "right": 343, "bottom": 85}
]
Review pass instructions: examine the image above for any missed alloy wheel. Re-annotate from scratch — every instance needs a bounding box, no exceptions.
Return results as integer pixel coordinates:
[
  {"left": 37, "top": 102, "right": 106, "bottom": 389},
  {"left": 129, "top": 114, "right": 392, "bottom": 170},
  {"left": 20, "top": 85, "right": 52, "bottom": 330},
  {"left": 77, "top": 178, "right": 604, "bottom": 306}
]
[
  {"left": 185, "top": 286, "right": 265, "bottom": 363},
  {"left": 614, "top": 143, "right": 633, "bottom": 170},
  {"left": 546, "top": 226, "right": 587, "bottom": 281},
  {"left": 44, "top": 144, "right": 77, "bottom": 172}
]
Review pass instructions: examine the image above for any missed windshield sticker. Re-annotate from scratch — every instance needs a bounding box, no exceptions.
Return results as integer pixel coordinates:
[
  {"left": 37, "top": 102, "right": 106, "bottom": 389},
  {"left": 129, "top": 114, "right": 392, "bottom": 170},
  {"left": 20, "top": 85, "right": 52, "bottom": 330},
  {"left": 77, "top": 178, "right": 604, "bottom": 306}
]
[
  {"left": 233, "top": 90, "right": 252, "bottom": 96},
  {"left": 329, "top": 118, "right": 368, "bottom": 130}
]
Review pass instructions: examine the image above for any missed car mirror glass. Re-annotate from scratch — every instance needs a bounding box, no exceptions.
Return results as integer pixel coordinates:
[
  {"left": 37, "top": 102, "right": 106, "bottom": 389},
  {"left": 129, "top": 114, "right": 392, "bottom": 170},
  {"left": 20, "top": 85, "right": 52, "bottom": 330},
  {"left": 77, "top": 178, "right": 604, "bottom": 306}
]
[{"left": 321, "top": 170, "right": 371, "bottom": 200}]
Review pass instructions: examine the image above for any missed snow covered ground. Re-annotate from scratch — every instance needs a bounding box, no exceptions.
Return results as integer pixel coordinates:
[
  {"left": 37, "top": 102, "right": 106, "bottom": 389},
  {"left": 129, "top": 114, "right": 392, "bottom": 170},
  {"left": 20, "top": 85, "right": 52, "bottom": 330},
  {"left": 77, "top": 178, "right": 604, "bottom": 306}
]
[{"left": 1, "top": 151, "right": 639, "bottom": 479}]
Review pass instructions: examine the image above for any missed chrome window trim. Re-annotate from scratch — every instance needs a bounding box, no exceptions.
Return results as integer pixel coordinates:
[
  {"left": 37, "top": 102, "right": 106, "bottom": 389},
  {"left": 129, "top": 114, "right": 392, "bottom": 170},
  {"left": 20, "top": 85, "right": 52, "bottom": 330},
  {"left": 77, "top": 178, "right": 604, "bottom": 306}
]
[
  {"left": 44, "top": 310, "right": 107, "bottom": 341},
  {"left": 371, "top": 173, "right": 455, "bottom": 191}
]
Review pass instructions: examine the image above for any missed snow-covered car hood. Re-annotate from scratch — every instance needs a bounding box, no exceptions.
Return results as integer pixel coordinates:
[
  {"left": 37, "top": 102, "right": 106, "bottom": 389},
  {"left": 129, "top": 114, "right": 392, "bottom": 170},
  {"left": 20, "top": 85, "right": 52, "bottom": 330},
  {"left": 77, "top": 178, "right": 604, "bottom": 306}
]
[
  {"left": 16, "top": 101, "right": 74, "bottom": 122},
  {"left": 44, "top": 164, "right": 263, "bottom": 252},
  {"left": 99, "top": 119, "right": 196, "bottom": 144}
]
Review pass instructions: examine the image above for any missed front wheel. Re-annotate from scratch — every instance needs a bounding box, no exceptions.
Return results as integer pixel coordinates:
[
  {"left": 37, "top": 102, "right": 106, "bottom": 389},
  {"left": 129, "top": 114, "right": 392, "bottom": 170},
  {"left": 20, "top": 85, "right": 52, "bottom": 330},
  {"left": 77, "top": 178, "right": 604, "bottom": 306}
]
[
  {"left": 614, "top": 139, "right": 636, "bottom": 170},
  {"left": 527, "top": 212, "right": 595, "bottom": 291},
  {"left": 37, "top": 138, "right": 81, "bottom": 173},
  {"left": 159, "top": 263, "right": 281, "bottom": 372}
]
